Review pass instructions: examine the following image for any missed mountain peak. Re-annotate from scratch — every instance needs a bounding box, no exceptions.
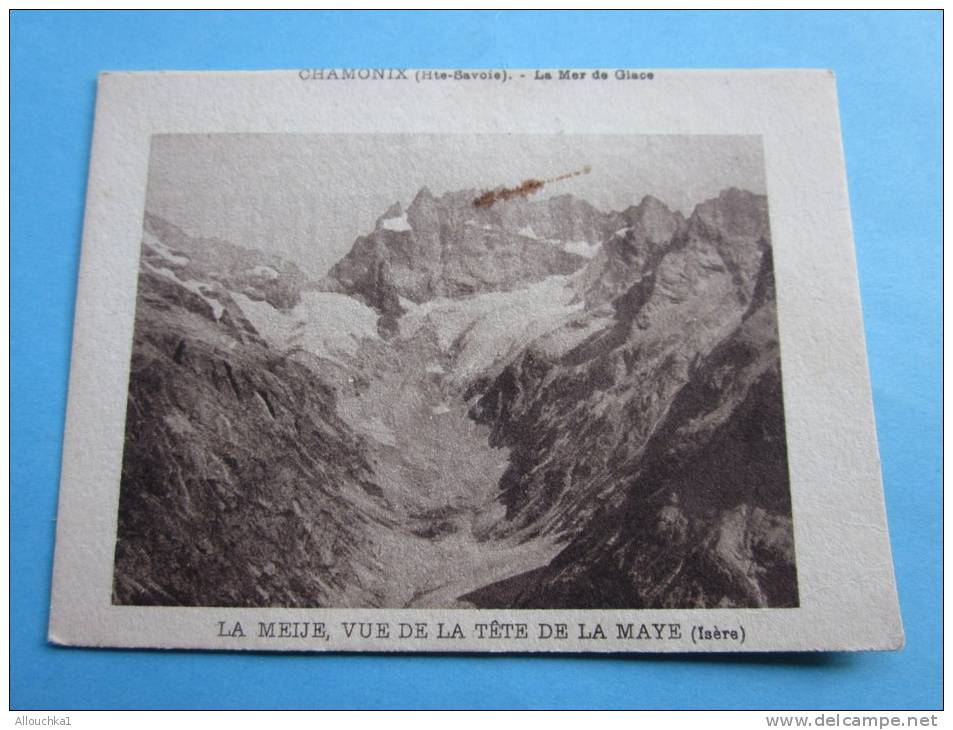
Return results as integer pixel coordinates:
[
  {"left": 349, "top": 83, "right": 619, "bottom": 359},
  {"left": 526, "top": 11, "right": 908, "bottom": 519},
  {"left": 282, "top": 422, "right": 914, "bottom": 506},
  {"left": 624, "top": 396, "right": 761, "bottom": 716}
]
[
  {"left": 373, "top": 202, "right": 413, "bottom": 236},
  {"left": 690, "top": 188, "right": 769, "bottom": 240},
  {"left": 719, "top": 186, "right": 756, "bottom": 201},
  {"left": 411, "top": 186, "right": 436, "bottom": 206},
  {"left": 381, "top": 201, "right": 403, "bottom": 219},
  {"left": 326, "top": 186, "right": 617, "bottom": 308},
  {"left": 634, "top": 194, "right": 669, "bottom": 211},
  {"left": 621, "top": 194, "right": 674, "bottom": 220},
  {"left": 618, "top": 194, "right": 683, "bottom": 244}
]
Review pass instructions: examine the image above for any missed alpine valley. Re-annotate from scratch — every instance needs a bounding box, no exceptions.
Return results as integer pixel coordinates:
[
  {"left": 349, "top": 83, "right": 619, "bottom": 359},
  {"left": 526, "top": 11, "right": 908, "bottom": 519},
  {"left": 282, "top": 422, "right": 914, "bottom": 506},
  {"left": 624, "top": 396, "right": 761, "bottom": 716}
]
[{"left": 112, "top": 185, "right": 798, "bottom": 609}]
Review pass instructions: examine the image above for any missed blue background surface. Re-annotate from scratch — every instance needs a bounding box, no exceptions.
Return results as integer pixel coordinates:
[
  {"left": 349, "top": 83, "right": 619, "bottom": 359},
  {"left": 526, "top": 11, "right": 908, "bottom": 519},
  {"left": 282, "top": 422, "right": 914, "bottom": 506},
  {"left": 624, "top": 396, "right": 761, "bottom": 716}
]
[{"left": 10, "top": 10, "right": 942, "bottom": 710}]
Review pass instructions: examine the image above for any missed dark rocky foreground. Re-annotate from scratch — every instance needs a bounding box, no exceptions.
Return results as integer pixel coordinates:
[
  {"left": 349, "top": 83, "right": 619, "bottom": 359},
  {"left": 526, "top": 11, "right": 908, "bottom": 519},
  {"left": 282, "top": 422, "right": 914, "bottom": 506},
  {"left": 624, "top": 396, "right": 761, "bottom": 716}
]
[
  {"left": 113, "top": 187, "right": 797, "bottom": 608},
  {"left": 113, "top": 270, "right": 387, "bottom": 606}
]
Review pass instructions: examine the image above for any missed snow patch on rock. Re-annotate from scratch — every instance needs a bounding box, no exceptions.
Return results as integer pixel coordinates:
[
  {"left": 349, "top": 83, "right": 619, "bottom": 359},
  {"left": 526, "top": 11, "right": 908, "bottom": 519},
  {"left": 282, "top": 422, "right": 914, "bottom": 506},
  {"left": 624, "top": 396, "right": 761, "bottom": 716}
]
[
  {"left": 234, "top": 290, "right": 380, "bottom": 360},
  {"left": 400, "top": 276, "right": 583, "bottom": 383},
  {"left": 381, "top": 214, "right": 412, "bottom": 232},
  {"left": 563, "top": 240, "right": 600, "bottom": 258},
  {"left": 145, "top": 261, "right": 224, "bottom": 320},
  {"left": 249, "top": 265, "right": 279, "bottom": 279},
  {"left": 144, "top": 231, "right": 190, "bottom": 266}
]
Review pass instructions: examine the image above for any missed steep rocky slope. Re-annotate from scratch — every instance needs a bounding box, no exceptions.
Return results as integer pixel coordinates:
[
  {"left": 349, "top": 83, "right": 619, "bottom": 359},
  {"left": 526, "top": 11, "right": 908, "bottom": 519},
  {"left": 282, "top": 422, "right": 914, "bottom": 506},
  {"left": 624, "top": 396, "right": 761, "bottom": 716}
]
[
  {"left": 462, "top": 189, "right": 796, "bottom": 607},
  {"left": 321, "top": 188, "right": 622, "bottom": 321},
  {"left": 579, "top": 194, "right": 685, "bottom": 309},
  {"left": 114, "top": 214, "right": 565, "bottom": 607},
  {"left": 115, "top": 186, "right": 796, "bottom": 610},
  {"left": 143, "top": 212, "right": 314, "bottom": 311},
  {"left": 113, "top": 225, "right": 393, "bottom": 607}
]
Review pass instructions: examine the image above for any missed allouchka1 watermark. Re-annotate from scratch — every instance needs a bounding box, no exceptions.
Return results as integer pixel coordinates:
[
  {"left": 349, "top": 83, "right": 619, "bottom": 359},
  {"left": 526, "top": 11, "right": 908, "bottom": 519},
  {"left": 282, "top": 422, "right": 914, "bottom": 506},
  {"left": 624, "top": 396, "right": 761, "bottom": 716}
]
[{"left": 13, "top": 717, "right": 71, "bottom": 726}]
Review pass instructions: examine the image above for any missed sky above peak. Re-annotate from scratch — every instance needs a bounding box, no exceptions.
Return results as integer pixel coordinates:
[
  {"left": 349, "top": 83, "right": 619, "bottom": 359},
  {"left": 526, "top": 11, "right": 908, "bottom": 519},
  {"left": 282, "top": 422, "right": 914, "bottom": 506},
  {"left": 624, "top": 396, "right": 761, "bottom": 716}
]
[{"left": 146, "top": 133, "right": 766, "bottom": 278}]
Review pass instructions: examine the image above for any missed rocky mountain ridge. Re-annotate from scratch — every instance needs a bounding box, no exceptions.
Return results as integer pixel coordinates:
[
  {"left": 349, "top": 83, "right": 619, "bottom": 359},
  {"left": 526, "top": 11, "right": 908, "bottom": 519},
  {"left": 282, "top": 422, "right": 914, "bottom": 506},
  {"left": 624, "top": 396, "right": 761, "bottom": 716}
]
[
  {"left": 320, "top": 187, "right": 624, "bottom": 327},
  {"left": 113, "top": 233, "right": 390, "bottom": 606},
  {"left": 114, "top": 186, "right": 796, "bottom": 609}
]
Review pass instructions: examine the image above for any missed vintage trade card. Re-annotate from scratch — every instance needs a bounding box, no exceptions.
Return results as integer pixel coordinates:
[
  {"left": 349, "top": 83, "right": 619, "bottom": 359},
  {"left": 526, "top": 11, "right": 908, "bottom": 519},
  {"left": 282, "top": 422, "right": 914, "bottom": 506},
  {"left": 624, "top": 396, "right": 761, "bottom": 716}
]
[{"left": 48, "top": 68, "right": 903, "bottom": 652}]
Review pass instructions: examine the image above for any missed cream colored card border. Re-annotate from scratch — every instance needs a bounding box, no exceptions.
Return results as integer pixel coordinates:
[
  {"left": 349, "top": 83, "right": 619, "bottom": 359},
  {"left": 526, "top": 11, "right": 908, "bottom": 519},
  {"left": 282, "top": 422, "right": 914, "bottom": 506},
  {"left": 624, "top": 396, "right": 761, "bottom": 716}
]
[{"left": 48, "top": 69, "right": 903, "bottom": 652}]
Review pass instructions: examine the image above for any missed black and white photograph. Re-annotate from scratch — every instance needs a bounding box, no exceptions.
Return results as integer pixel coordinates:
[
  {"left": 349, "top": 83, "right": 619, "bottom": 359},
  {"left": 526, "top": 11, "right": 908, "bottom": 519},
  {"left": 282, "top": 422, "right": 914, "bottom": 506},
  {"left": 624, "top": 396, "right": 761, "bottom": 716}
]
[
  {"left": 44, "top": 68, "right": 904, "bottom": 655},
  {"left": 112, "top": 133, "right": 798, "bottom": 610},
  {"left": 18, "top": 11, "right": 928, "bottom": 714}
]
